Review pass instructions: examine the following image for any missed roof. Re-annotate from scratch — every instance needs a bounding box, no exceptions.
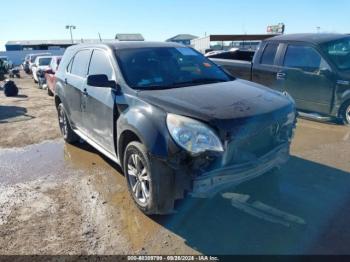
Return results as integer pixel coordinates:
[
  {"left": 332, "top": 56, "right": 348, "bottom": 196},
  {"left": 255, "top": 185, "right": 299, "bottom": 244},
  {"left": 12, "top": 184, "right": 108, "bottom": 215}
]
[
  {"left": 267, "top": 33, "right": 349, "bottom": 44},
  {"left": 115, "top": 34, "right": 144, "bottom": 41},
  {"left": 5, "top": 39, "right": 116, "bottom": 46},
  {"left": 166, "top": 34, "right": 198, "bottom": 42}
]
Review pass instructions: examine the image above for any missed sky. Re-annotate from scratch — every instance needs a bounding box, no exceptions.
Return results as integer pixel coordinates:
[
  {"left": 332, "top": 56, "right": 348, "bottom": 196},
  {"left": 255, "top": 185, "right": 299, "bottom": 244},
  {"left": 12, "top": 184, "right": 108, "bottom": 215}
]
[{"left": 0, "top": 0, "right": 349, "bottom": 50}]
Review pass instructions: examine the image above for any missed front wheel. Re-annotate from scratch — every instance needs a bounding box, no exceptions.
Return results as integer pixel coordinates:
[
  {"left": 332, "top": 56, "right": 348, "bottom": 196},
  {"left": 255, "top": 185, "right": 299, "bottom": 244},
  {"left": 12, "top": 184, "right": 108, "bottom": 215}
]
[
  {"left": 340, "top": 101, "right": 350, "bottom": 126},
  {"left": 57, "top": 103, "right": 79, "bottom": 143},
  {"left": 123, "top": 141, "right": 175, "bottom": 215}
]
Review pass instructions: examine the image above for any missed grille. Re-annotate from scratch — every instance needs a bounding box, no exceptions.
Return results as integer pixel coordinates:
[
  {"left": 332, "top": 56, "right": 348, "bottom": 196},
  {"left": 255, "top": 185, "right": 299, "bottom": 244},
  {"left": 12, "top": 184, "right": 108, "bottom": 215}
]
[{"left": 224, "top": 123, "right": 281, "bottom": 165}]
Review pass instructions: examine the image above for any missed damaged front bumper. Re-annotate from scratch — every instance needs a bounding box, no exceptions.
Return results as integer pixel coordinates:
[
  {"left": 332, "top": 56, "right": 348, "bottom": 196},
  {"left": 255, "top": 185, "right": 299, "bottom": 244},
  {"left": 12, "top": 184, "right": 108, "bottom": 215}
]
[{"left": 190, "top": 143, "right": 290, "bottom": 198}]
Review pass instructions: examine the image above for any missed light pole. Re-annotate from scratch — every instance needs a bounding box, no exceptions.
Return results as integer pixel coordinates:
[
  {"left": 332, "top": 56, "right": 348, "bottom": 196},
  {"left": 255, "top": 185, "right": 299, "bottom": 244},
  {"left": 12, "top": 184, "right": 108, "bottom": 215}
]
[{"left": 65, "top": 25, "right": 76, "bottom": 44}]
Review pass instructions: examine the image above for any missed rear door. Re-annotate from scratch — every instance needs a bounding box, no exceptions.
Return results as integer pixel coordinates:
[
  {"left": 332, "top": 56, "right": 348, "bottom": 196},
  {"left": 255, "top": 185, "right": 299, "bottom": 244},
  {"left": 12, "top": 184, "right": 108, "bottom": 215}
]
[
  {"left": 64, "top": 49, "right": 92, "bottom": 131},
  {"left": 252, "top": 42, "right": 284, "bottom": 92},
  {"left": 82, "top": 49, "right": 116, "bottom": 154},
  {"left": 279, "top": 44, "right": 334, "bottom": 114}
]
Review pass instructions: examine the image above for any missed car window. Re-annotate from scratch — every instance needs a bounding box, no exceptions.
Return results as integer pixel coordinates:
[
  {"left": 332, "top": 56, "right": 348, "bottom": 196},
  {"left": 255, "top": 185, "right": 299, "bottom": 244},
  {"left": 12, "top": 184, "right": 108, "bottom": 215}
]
[
  {"left": 260, "top": 43, "right": 278, "bottom": 65},
  {"left": 88, "top": 50, "right": 114, "bottom": 80},
  {"left": 67, "top": 58, "right": 73, "bottom": 73},
  {"left": 39, "top": 57, "right": 52, "bottom": 66},
  {"left": 70, "top": 50, "right": 91, "bottom": 77},
  {"left": 283, "top": 45, "right": 328, "bottom": 72},
  {"left": 116, "top": 47, "right": 231, "bottom": 90},
  {"left": 321, "top": 37, "right": 350, "bottom": 71},
  {"left": 209, "top": 51, "right": 254, "bottom": 61}
]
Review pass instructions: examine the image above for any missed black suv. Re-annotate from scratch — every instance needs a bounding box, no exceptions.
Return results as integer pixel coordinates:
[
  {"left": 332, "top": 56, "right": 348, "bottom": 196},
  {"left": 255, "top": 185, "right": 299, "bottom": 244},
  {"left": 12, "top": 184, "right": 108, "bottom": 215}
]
[{"left": 55, "top": 42, "right": 296, "bottom": 214}]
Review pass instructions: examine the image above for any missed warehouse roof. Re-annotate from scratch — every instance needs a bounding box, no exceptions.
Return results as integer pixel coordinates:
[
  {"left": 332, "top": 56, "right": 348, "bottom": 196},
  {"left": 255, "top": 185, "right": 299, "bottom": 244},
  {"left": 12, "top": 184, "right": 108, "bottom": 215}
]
[
  {"left": 115, "top": 34, "right": 144, "bottom": 41},
  {"left": 166, "top": 34, "right": 198, "bottom": 42}
]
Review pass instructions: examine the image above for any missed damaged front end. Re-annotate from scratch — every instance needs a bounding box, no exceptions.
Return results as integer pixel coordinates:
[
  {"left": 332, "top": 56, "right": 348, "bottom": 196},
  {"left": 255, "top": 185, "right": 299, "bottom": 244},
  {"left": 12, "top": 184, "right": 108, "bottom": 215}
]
[{"left": 170, "top": 108, "right": 296, "bottom": 199}]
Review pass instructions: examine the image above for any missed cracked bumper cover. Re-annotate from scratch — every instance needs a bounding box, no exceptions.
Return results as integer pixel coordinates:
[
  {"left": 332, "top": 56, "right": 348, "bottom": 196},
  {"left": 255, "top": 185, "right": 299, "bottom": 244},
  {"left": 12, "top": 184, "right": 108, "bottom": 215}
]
[{"left": 190, "top": 143, "right": 290, "bottom": 197}]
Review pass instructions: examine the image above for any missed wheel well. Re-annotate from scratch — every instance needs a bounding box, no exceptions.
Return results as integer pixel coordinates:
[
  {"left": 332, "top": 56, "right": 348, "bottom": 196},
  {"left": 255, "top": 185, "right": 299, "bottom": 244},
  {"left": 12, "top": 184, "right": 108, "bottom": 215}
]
[{"left": 118, "top": 130, "right": 141, "bottom": 170}]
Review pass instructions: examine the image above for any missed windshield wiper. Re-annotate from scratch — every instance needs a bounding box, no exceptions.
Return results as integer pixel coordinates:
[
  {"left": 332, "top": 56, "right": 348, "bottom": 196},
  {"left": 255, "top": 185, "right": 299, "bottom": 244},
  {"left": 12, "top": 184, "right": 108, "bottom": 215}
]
[
  {"left": 135, "top": 78, "right": 228, "bottom": 90},
  {"left": 171, "top": 78, "right": 228, "bottom": 87}
]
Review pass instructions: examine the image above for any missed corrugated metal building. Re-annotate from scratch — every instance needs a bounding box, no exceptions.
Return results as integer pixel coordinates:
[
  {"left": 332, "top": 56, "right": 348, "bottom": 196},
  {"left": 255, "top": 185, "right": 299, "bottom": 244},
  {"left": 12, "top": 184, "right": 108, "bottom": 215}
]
[
  {"left": 5, "top": 39, "right": 116, "bottom": 51},
  {"left": 166, "top": 34, "right": 198, "bottom": 46},
  {"left": 115, "top": 34, "right": 144, "bottom": 41},
  {"left": 191, "top": 34, "right": 278, "bottom": 53}
]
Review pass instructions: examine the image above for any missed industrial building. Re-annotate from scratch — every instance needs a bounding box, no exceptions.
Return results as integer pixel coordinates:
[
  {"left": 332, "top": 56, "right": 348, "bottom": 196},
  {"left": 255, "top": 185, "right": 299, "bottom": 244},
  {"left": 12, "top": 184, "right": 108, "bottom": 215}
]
[
  {"left": 4, "top": 39, "right": 117, "bottom": 51},
  {"left": 115, "top": 33, "right": 144, "bottom": 41},
  {"left": 166, "top": 34, "right": 198, "bottom": 46},
  {"left": 191, "top": 34, "right": 278, "bottom": 53},
  {"left": 2, "top": 34, "right": 144, "bottom": 65}
]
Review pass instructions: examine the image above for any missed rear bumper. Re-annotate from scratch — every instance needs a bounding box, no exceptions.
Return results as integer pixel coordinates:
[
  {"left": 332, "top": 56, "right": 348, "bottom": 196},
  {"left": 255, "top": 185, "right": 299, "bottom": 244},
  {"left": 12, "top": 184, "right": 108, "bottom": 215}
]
[{"left": 191, "top": 143, "right": 290, "bottom": 197}]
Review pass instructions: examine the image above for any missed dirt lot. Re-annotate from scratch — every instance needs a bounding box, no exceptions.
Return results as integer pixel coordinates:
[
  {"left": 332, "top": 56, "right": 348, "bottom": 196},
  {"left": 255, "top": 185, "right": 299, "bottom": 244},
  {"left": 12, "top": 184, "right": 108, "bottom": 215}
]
[{"left": 1, "top": 73, "right": 350, "bottom": 255}]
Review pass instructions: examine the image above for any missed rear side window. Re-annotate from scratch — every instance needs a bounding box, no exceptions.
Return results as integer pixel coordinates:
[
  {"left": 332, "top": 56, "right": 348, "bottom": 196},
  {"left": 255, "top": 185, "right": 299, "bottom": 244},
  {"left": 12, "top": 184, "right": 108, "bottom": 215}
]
[
  {"left": 209, "top": 51, "right": 254, "bottom": 61},
  {"left": 283, "top": 45, "right": 327, "bottom": 72},
  {"left": 88, "top": 50, "right": 114, "bottom": 80},
  {"left": 260, "top": 43, "right": 278, "bottom": 65},
  {"left": 70, "top": 50, "right": 91, "bottom": 77}
]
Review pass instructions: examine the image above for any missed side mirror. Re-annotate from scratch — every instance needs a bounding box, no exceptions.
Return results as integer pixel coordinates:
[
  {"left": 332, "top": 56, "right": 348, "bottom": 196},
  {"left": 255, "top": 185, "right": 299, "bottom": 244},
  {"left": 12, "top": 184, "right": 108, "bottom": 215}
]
[{"left": 87, "top": 74, "right": 116, "bottom": 88}]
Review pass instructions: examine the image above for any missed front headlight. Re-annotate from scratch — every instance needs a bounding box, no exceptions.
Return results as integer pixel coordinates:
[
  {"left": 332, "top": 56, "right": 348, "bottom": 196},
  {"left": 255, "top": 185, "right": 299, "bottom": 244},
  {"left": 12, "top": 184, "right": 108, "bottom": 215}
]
[{"left": 166, "top": 113, "right": 224, "bottom": 154}]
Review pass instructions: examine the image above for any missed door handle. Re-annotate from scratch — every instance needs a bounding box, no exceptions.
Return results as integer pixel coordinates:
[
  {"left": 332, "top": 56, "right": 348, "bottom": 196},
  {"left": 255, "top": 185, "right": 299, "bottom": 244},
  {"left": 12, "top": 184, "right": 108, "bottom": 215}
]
[{"left": 276, "top": 72, "right": 286, "bottom": 80}]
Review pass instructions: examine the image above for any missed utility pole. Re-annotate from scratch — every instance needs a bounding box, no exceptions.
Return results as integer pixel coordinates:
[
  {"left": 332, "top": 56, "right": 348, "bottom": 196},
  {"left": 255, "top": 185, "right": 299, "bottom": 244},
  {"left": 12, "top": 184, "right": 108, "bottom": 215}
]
[{"left": 65, "top": 25, "right": 77, "bottom": 44}]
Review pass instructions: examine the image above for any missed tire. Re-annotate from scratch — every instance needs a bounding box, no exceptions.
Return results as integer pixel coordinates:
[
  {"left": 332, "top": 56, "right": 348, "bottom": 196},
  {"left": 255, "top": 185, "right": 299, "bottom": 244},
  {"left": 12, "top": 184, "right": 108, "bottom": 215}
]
[
  {"left": 123, "top": 141, "right": 175, "bottom": 215},
  {"left": 340, "top": 101, "right": 350, "bottom": 126},
  {"left": 47, "top": 87, "right": 54, "bottom": 96},
  {"left": 57, "top": 103, "right": 79, "bottom": 143}
]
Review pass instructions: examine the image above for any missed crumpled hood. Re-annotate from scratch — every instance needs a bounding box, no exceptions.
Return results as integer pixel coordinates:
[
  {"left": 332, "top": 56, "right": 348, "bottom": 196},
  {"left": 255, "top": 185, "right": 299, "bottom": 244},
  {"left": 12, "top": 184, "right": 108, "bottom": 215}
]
[{"left": 137, "top": 79, "right": 294, "bottom": 129}]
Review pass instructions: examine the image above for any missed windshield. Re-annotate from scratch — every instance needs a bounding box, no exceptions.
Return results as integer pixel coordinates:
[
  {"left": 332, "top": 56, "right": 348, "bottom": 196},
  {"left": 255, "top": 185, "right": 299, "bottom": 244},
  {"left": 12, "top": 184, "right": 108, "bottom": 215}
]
[
  {"left": 39, "top": 57, "right": 52, "bottom": 66},
  {"left": 321, "top": 37, "right": 350, "bottom": 71},
  {"left": 115, "top": 47, "right": 232, "bottom": 90}
]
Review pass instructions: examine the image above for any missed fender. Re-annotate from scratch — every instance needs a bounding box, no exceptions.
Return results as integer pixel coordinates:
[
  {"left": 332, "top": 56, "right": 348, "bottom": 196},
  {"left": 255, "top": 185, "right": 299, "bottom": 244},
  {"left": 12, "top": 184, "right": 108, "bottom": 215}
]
[
  {"left": 54, "top": 81, "right": 74, "bottom": 124},
  {"left": 116, "top": 99, "right": 172, "bottom": 159}
]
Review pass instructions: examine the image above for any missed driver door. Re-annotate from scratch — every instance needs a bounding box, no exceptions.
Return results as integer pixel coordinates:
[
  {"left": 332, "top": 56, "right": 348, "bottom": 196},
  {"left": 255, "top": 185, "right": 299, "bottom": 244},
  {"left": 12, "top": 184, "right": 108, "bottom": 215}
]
[
  {"left": 280, "top": 44, "right": 335, "bottom": 114},
  {"left": 82, "top": 49, "right": 117, "bottom": 154}
]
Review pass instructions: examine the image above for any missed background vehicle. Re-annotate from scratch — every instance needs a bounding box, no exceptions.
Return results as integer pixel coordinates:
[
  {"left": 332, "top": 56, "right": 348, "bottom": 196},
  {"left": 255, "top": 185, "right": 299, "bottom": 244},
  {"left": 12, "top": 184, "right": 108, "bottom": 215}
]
[
  {"left": 23, "top": 53, "right": 51, "bottom": 74},
  {"left": 32, "top": 56, "right": 52, "bottom": 84},
  {"left": 0, "top": 56, "right": 10, "bottom": 71},
  {"left": 55, "top": 42, "right": 296, "bottom": 214},
  {"left": 211, "top": 34, "right": 350, "bottom": 125},
  {"left": 45, "top": 56, "right": 62, "bottom": 96},
  {"left": 9, "top": 67, "right": 21, "bottom": 78},
  {"left": 0, "top": 57, "right": 9, "bottom": 78}
]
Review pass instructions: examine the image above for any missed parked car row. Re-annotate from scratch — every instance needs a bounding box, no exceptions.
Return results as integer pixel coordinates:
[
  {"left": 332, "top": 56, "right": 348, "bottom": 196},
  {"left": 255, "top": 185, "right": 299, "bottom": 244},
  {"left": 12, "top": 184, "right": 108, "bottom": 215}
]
[
  {"left": 22, "top": 53, "right": 51, "bottom": 74},
  {"left": 210, "top": 33, "right": 350, "bottom": 125},
  {"left": 27, "top": 54, "right": 62, "bottom": 96}
]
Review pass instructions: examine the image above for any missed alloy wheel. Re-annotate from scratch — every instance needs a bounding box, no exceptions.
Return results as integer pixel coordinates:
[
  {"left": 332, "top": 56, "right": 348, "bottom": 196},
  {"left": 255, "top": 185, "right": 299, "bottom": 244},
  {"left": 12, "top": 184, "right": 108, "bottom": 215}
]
[
  {"left": 127, "top": 153, "right": 150, "bottom": 206},
  {"left": 58, "top": 106, "right": 68, "bottom": 139},
  {"left": 346, "top": 105, "right": 350, "bottom": 124}
]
